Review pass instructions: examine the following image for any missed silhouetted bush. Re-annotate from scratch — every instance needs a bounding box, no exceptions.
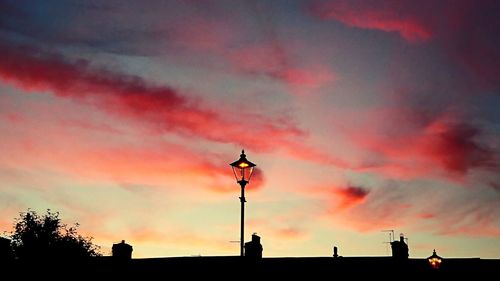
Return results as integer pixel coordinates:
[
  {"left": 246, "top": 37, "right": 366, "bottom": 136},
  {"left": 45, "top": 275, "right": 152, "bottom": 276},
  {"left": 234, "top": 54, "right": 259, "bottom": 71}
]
[{"left": 9, "top": 209, "right": 101, "bottom": 260}]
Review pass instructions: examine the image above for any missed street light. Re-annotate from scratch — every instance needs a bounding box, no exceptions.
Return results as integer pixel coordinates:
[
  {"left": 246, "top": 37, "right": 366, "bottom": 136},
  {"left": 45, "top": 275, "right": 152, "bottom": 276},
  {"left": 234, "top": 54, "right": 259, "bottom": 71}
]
[
  {"left": 229, "top": 149, "right": 256, "bottom": 257},
  {"left": 427, "top": 249, "right": 443, "bottom": 269}
]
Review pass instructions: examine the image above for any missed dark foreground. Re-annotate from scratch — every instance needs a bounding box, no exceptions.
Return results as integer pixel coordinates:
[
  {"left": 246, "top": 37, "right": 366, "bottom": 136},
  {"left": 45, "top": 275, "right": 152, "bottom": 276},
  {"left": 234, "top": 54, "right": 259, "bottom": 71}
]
[{"left": 4, "top": 256, "right": 499, "bottom": 279}]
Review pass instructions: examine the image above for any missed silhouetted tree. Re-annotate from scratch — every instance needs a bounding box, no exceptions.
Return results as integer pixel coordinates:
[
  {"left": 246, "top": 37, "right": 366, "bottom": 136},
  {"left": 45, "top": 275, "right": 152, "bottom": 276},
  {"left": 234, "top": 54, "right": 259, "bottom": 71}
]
[{"left": 9, "top": 209, "right": 101, "bottom": 260}]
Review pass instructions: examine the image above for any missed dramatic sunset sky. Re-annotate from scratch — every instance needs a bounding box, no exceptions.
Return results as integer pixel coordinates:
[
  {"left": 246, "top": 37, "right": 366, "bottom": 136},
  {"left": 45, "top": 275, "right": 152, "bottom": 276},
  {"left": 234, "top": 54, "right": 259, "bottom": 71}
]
[{"left": 1, "top": 0, "right": 499, "bottom": 258}]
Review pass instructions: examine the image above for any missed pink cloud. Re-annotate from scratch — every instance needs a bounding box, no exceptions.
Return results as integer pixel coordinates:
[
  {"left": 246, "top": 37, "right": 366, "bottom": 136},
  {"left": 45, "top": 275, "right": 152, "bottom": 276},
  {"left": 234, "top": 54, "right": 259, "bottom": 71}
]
[
  {"left": 342, "top": 109, "right": 497, "bottom": 181},
  {"left": 228, "top": 44, "right": 286, "bottom": 75},
  {"left": 1, "top": 132, "right": 218, "bottom": 188},
  {"left": 0, "top": 103, "right": 250, "bottom": 191},
  {"left": 0, "top": 39, "right": 351, "bottom": 171},
  {"left": 284, "top": 142, "right": 353, "bottom": 170},
  {"left": 228, "top": 43, "right": 336, "bottom": 90},
  {"left": 418, "top": 119, "right": 494, "bottom": 175},
  {"left": 310, "top": 0, "right": 432, "bottom": 42},
  {"left": 310, "top": 0, "right": 500, "bottom": 89},
  {"left": 321, "top": 185, "right": 413, "bottom": 233},
  {"left": 272, "top": 65, "right": 336, "bottom": 88},
  {"left": 128, "top": 228, "right": 170, "bottom": 243},
  {"left": 303, "top": 183, "right": 417, "bottom": 233},
  {"left": 303, "top": 182, "right": 425, "bottom": 233},
  {"left": 333, "top": 186, "right": 370, "bottom": 210},
  {"left": 3, "top": 112, "right": 26, "bottom": 124},
  {"left": 306, "top": 181, "right": 500, "bottom": 236},
  {"left": 0, "top": 40, "right": 323, "bottom": 157},
  {"left": 305, "top": 184, "right": 410, "bottom": 233},
  {"left": 165, "top": 16, "right": 336, "bottom": 90},
  {"left": 431, "top": 202, "right": 500, "bottom": 237},
  {"left": 273, "top": 227, "right": 308, "bottom": 240},
  {"left": 418, "top": 213, "right": 436, "bottom": 220}
]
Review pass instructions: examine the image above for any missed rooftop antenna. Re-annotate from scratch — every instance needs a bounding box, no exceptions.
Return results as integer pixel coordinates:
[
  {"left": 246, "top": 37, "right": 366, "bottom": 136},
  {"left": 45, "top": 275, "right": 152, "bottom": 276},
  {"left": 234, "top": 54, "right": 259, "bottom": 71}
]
[
  {"left": 381, "top": 241, "right": 390, "bottom": 255},
  {"left": 381, "top": 230, "right": 394, "bottom": 255},
  {"left": 382, "top": 229, "right": 395, "bottom": 242}
]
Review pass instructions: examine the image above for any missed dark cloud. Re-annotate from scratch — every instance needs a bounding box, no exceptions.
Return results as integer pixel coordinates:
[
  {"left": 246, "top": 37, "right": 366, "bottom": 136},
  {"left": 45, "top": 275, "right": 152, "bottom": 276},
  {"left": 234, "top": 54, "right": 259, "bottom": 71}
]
[
  {"left": 333, "top": 185, "right": 370, "bottom": 209},
  {"left": 348, "top": 110, "right": 498, "bottom": 180},
  {"left": 426, "top": 121, "right": 496, "bottom": 175},
  {"left": 490, "top": 182, "right": 500, "bottom": 193}
]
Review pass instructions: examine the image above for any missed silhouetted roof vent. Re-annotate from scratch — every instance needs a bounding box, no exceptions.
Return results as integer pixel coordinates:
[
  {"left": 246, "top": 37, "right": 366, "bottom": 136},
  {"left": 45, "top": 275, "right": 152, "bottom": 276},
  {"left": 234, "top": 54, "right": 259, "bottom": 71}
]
[
  {"left": 245, "top": 233, "right": 263, "bottom": 259},
  {"left": 390, "top": 234, "right": 409, "bottom": 260},
  {"left": 112, "top": 240, "right": 133, "bottom": 260}
]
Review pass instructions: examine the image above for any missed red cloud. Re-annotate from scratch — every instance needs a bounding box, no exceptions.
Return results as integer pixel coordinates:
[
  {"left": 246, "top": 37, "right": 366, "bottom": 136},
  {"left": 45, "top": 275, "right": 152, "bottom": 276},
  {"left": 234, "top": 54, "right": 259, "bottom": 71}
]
[
  {"left": 333, "top": 186, "right": 370, "bottom": 210},
  {"left": 345, "top": 110, "right": 497, "bottom": 181},
  {"left": 0, "top": 126, "right": 226, "bottom": 189},
  {"left": 312, "top": 184, "right": 413, "bottom": 232},
  {"left": 304, "top": 184, "right": 371, "bottom": 212},
  {"left": 0, "top": 39, "right": 350, "bottom": 169},
  {"left": 228, "top": 43, "right": 335, "bottom": 89},
  {"left": 0, "top": 96, "right": 263, "bottom": 192},
  {"left": 310, "top": 0, "right": 432, "bottom": 42},
  {"left": 0, "top": 40, "right": 313, "bottom": 154},
  {"left": 419, "top": 119, "right": 494, "bottom": 175}
]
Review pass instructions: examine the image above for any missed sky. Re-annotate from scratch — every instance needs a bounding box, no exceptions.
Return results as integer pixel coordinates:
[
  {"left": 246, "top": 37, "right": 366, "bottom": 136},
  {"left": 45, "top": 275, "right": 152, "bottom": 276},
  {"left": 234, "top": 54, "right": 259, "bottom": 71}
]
[{"left": 0, "top": 0, "right": 499, "bottom": 259}]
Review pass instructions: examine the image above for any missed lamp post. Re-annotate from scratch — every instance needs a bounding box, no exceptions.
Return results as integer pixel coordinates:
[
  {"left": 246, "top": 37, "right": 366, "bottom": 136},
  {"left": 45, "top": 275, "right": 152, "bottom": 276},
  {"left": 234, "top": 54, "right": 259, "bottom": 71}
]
[
  {"left": 230, "top": 150, "right": 256, "bottom": 257},
  {"left": 427, "top": 249, "right": 443, "bottom": 269}
]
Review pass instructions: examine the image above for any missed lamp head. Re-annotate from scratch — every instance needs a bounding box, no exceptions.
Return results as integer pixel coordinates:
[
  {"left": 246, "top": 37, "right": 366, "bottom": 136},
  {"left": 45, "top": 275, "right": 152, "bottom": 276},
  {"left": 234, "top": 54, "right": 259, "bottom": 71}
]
[{"left": 229, "top": 150, "right": 256, "bottom": 184}]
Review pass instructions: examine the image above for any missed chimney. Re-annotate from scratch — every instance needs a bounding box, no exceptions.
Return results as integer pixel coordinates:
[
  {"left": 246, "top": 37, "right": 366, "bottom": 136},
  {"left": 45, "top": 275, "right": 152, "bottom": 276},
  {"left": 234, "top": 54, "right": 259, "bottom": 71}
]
[
  {"left": 391, "top": 233, "right": 409, "bottom": 260},
  {"left": 244, "top": 233, "right": 263, "bottom": 259},
  {"left": 251, "top": 233, "right": 260, "bottom": 243},
  {"left": 112, "top": 240, "right": 133, "bottom": 261}
]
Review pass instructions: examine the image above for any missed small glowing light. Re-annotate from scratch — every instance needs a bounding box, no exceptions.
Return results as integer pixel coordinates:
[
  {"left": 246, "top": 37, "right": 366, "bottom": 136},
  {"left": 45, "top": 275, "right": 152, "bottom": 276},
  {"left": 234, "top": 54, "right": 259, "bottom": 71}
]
[
  {"left": 239, "top": 163, "right": 249, "bottom": 168},
  {"left": 428, "top": 257, "right": 442, "bottom": 269},
  {"left": 427, "top": 249, "right": 443, "bottom": 269}
]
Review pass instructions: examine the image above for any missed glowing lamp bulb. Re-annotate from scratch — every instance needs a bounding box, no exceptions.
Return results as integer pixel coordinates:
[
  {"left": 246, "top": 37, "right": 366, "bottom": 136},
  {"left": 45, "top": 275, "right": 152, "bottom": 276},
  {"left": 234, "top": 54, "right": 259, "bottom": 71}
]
[{"left": 427, "top": 250, "right": 443, "bottom": 269}]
